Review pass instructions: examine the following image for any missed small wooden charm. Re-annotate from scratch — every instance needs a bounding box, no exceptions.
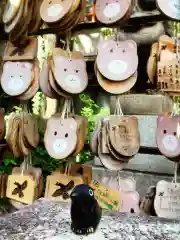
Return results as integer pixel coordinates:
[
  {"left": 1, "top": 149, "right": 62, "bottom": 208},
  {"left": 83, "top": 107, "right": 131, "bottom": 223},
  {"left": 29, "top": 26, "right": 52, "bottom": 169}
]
[
  {"left": 45, "top": 174, "right": 83, "bottom": 202},
  {"left": 68, "top": 164, "right": 92, "bottom": 184},
  {"left": 6, "top": 175, "right": 36, "bottom": 204}
]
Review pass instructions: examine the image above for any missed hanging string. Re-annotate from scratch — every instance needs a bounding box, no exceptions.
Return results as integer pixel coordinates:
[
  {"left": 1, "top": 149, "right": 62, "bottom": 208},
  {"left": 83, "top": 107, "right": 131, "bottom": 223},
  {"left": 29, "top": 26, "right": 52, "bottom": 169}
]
[
  {"left": 173, "top": 162, "right": 178, "bottom": 184},
  {"left": 66, "top": 31, "right": 72, "bottom": 60},
  {"left": 114, "top": 96, "right": 123, "bottom": 116},
  {"left": 20, "top": 103, "right": 29, "bottom": 176}
]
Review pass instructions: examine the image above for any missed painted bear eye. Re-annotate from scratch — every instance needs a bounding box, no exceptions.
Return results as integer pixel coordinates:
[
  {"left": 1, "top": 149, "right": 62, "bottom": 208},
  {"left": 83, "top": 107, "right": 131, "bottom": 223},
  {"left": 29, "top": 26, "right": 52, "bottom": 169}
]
[
  {"left": 75, "top": 70, "right": 79, "bottom": 73},
  {"left": 54, "top": 131, "right": 57, "bottom": 136},
  {"left": 122, "top": 49, "right": 126, "bottom": 53},
  {"left": 89, "top": 189, "right": 93, "bottom": 196},
  {"left": 130, "top": 208, "right": 134, "bottom": 213},
  {"left": 64, "top": 69, "right": 67, "bottom": 72},
  {"left": 110, "top": 49, "right": 113, "bottom": 53},
  {"left": 163, "top": 130, "right": 167, "bottom": 134},
  {"left": 65, "top": 133, "right": 68, "bottom": 138},
  {"left": 174, "top": 132, "right": 177, "bottom": 136}
]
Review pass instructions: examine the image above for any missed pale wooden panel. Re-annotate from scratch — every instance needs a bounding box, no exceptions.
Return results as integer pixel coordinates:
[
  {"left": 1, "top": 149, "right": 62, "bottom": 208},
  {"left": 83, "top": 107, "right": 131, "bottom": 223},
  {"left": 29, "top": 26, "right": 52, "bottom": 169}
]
[
  {"left": 110, "top": 94, "right": 172, "bottom": 115},
  {"left": 93, "top": 154, "right": 175, "bottom": 175},
  {"left": 136, "top": 115, "right": 157, "bottom": 148}
]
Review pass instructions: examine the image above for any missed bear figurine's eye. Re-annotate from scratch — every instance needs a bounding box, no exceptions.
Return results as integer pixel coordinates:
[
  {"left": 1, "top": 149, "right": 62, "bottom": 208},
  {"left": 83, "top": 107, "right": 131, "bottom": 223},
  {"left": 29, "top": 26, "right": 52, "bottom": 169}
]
[
  {"left": 174, "top": 132, "right": 177, "bottom": 136},
  {"left": 64, "top": 69, "right": 67, "bottom": 72},
  {"left": 54, "top": 131, "right": 57, "bottom": 136},
  {"left": 65, "top": 133, "right": 68, "bottom": 138},
  {"left": 122, "top": 49, "right": 126, "bottom": 53},
  {"left": 163, "top": 130, "right": 167, "bottom": 134},
  {"left": 110, "top": 49, "right": 113, "bottom": 53},
  {"left": 75, "top": 70, "right": 79, "bottom": 73},
  {"left": 89, "top": 189, "right": 93, "bottom": 196}
]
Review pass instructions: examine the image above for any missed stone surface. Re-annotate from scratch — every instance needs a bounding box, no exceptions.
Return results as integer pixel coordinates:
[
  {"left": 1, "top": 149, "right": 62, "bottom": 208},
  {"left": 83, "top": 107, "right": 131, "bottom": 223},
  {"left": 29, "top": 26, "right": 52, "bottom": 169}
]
[
  {"left": 0, "top": 200, "right": 180, "bottom": 240},
  {"left": 93, "top": 153, "right": 175, "bottom": 175},
  {"left": 110, "top": 95, "right": 172, "bottom": 115}
]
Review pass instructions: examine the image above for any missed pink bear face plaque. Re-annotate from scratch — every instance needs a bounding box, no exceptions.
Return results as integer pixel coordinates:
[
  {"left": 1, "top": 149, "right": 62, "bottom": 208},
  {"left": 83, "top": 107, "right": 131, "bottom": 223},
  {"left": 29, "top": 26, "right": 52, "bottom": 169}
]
[
  {"left": 95, "top": 0, "right": 130, "bottom": 24},
  {"left": 1, "top": 61, "right": 33, "bottom": 96},
  {"left": 44, "top": 116, "right": 77, "bottom": 159},
  {"left": 97, "top": 40, "right": 138, "bottom": 81},
  {"left": 40, "top": 0, "right": 74, "bottom": 23},
  {"left": 156, "top": 114, "right": 180, "bottom": 159},
  {"left": 154, "top": 180, "right": 180, "bottom": 218},
  {"left": 53, "top": 56, "right": 88, "bottom": 94}
]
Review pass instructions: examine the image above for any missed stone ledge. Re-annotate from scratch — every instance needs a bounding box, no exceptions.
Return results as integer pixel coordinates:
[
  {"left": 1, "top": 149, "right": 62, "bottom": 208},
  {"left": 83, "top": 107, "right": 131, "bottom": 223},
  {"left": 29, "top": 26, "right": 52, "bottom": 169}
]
[
  {"left": 94, "top": 153, "right": 175, "bottom": 175},
  {"left": 0, "top": 200, "right": 179, "bottom": 240},
  {"left": 110, "top": 94, "right": 172, "bottom": 115}
]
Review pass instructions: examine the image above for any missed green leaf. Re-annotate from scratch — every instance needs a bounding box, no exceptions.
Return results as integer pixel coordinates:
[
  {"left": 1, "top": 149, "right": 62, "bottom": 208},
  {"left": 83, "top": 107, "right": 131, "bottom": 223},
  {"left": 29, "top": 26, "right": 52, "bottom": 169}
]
[{"left": 4, "top": 158, "right": 17, "bottom": 166}]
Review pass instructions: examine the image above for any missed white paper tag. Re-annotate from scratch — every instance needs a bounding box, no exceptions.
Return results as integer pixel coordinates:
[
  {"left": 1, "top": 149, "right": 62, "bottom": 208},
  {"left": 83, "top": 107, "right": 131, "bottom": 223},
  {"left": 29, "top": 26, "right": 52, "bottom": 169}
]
[
  {"left": 103, "top": 3, "right": 121, "bottom": 18},
  {"left": 48, "top": 4, "right": 63, "bottom": 17},
  {"left": 64, "top": 75, "right": 81, "bottom": 88},
  {"left": 8, "top": 77, "right": 23, "bottom": 91}
]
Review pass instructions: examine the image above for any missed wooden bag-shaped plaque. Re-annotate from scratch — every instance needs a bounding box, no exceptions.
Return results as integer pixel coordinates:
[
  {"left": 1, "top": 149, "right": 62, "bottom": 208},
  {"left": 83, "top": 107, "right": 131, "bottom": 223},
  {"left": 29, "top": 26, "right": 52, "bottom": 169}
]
[
  {"left": 6, "top": 175, "right": 36, "bottom": 204},
  {"left": 154, "top": 180, "right": 180, "bottom": 218},
  {"left": 108, "top": 116, "right": 140, "bottom": 157},
  {"left": 45, "top": 173, "right": 83, "bottom": 202}
]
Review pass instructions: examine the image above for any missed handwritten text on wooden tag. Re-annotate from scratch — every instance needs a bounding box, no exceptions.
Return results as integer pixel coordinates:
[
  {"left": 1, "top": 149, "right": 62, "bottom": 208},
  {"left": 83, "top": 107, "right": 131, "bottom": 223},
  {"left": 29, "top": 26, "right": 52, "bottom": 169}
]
[{"left": 90, "top": 180, "right": 120, "bottom": 211}]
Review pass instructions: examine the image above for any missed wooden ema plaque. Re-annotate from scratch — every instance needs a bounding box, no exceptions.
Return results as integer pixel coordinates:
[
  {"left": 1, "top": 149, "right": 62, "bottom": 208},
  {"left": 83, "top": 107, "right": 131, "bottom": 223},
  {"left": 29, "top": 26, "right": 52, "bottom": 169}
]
[
  {"left": 6, "top": 174, "right": 36, "bottom": 204},
  {"left": 154, "top": 180, "right": 180, "bottom": 219},
  {"left": 45, "top": 174, "right": 83, "bottom": 202},
  {"left": 68, "top": 164, "right": 92, "bottom": 184},
  {"left": 90, "top": 180, "right": 120, "bottom": 211}
]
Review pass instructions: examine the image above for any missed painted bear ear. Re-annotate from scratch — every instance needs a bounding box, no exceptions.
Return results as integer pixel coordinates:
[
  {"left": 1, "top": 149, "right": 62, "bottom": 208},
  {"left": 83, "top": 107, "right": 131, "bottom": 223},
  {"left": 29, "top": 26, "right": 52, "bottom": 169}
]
[
  {"left": 157, "top": 114, "right": 165, "bottom": 125},
  {"left": 97, "top": 40, "right": 115, "bottom": 53},
  {"left": 125, "top": 40, "right": 137, "bottom": 52},
  {"left": 20, "top": 62, "right": 33, "bottom": 70},
  {"left": 53, "top": 56, "right": 67, "bottom": 65},
  {"left": 74, "top": 59, "right": 86, "bottom": 69},
  {"left": 68, "top": 118, "right": 77, "bottom": 131}
]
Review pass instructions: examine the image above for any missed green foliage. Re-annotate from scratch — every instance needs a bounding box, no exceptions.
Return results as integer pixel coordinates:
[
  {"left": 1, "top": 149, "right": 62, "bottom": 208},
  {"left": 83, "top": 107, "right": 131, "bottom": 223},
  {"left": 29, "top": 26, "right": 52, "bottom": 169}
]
[
  {"left": 78, "top": 93, "right": 107, "bottom": 163},
  {"left": 79, "top": 93, "right": 101, "bottom": 143},
  {"left": 32, "top": 92, "right": 45, "bottom": 116}
]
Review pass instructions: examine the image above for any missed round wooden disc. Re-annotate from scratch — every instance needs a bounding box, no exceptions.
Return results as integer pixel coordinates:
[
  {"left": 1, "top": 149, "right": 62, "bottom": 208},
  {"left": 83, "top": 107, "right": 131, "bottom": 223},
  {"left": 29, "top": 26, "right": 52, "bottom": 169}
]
[
  {"left": 95, "top": 0, "right": 131, "bottom": 24},
  {"left": 40, "top": 0, "right": 74, "bottom": 23},
  {"left": 156, "top": 0, "right": 180, "bottom": 20},
  {"left": 95, "top": 62, "right": 137, "bottom": 94}
]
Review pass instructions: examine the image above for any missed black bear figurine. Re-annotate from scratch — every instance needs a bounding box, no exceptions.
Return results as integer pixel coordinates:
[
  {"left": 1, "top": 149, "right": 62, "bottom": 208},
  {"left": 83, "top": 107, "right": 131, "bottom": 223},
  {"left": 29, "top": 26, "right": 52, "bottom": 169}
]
[{"left": 70, "top": 184, "right": 102, "bottom": 235}]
